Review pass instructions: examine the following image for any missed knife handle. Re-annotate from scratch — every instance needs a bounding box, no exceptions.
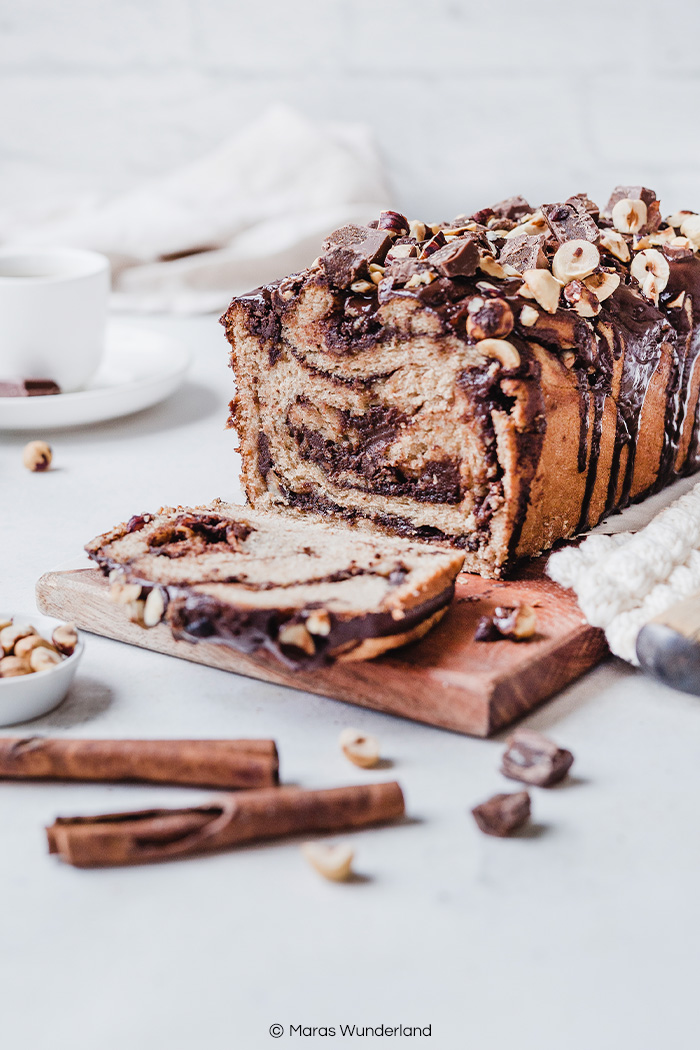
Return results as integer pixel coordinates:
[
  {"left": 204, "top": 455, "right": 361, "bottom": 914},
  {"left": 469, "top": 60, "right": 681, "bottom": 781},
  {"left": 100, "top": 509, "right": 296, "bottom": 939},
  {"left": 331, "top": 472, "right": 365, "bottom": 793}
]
[{"left": 636, "top": 593, "right": 700, "bottom": 696}]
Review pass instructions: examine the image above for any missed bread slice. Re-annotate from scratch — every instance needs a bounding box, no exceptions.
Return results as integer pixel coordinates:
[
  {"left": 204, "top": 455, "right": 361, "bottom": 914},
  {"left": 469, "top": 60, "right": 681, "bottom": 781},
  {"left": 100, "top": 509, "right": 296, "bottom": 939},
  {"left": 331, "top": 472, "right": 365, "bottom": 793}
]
[{"left": 85, "top": 501, "right": 464, "bottom": 667}]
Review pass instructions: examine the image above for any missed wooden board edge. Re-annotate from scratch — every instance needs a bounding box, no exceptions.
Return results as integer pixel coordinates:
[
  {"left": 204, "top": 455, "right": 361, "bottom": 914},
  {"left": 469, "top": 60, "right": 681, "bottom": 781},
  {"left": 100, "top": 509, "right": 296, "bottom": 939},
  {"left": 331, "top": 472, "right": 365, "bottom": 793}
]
[
  {"left": 487, "top": 624, "right": 609, "bottom": 735},
  {"left": 36, "top": 568, "right": 494, "bottom": 736}
]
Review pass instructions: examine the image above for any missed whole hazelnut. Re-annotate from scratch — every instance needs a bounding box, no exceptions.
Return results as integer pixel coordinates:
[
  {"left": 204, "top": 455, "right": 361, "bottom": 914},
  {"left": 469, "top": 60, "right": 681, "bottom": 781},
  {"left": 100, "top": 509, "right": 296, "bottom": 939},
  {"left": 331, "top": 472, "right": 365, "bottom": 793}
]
[
  {"left": 52, "top": 623, "right": 79, "bottom": 656},
  {"left": 467, "top": 297, "right": 514, "bottom": 340},
  {"left": 30, "top": 647, "right": 62, "bottom": 672},
  {"left": 22, "top": 440, "right": 52, "bottom": 472},
  {"left": 0, "top": 655, "right": 32, "bottom": 678}
]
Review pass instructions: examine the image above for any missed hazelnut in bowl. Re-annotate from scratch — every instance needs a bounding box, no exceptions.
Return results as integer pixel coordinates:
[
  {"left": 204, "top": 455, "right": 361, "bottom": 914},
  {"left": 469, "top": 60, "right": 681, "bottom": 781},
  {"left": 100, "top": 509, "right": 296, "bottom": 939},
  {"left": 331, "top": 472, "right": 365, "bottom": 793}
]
[{"left": 0, "top": 615, "right": 83, "bottom": 725}]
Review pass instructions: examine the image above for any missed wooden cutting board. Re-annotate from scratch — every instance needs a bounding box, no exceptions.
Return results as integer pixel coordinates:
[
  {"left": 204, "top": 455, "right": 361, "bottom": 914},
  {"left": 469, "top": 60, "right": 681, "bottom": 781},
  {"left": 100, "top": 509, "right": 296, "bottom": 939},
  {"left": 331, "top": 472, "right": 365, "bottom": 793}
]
[{"left": 35, "top": 558, "right": 607, "bottom": 737}]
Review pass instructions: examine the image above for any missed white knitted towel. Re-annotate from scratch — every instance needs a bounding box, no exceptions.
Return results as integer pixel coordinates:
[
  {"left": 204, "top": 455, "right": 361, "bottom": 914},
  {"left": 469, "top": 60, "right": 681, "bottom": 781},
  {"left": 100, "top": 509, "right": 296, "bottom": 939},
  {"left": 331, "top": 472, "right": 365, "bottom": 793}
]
[{"left": 547, "top": 476, "right": 700, "bottom": 664}]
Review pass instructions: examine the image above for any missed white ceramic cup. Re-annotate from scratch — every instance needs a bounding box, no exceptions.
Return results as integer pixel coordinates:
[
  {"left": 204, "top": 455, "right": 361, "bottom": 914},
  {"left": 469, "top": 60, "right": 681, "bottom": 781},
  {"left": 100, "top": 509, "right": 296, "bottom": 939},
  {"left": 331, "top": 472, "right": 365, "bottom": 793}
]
[{"left": 0, "top": 247, "right": 110, "bottom": 393}]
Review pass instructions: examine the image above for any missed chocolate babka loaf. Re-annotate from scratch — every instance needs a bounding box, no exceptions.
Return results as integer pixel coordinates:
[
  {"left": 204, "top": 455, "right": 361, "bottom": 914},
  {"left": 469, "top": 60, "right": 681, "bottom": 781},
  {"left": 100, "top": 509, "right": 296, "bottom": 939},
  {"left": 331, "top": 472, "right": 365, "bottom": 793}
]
[
  {"left": 222, "top": 187, "right": 700, "bottom": 577},
  {"left": 85, "top": 502, "right": 464, "bottom": 667}
]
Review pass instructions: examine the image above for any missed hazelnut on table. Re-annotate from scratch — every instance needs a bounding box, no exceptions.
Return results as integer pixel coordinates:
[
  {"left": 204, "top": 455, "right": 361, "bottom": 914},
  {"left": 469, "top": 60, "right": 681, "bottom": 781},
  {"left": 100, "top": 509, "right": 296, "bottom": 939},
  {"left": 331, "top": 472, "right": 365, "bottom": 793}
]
[
  {"left": 339, "top": 728, "right": 381, "bottom": 769},
  {"left": 22, "top": 440, "right": 52, "bottom": 472},
  {"left": 301, "top": 842, "right": 355, "bottom": 882}
]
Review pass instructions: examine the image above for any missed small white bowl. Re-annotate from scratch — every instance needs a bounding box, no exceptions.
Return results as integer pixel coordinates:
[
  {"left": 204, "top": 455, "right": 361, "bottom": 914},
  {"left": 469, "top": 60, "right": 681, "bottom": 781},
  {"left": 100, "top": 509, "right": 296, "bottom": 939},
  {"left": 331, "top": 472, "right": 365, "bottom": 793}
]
[{"left": 0, "top": 617, "right": 83, "bottom": 726}]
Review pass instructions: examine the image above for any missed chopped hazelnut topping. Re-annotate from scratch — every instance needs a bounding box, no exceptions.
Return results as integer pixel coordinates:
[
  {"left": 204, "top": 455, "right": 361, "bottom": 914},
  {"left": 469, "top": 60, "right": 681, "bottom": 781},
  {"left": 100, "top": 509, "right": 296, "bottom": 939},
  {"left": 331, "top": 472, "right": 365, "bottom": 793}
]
[
  {"left": 519, "top": 305, "right": 539, "bottom": 327},
  {"left": 584, "top": 270, "right": 620, "bottom": 302},
  {"left": 521, "top": 269, "right": 562, "bottom": 314},
  {"left": 552, "top": 240, "right": 600, "bottom": 283},
  {"left": 475, "top": 339, "right": 521, "bottom": 370},
  {"left": 680, "top": 214, "right": 700, "bottom": 249},
  {"left": 305, "top": 610, "right": 332, "bottom": 636},
  {"left": 349, "top": 279, "right": 374, "bottom": 294},
  {"left": 478, "top": 255, "right": 509, "bottom": 280},
  {"left": 611, "top": 198, "right": 648, "bottom": 234},
  {"left": 665, "top": 210, "right": 695, "bottom": 230},
  {"left": 630, "top": 249, "right": 670, "bottom": 305},
  {"left": 599, "top": 229, "right": 631, "bottom": 263},
  {"left": 278, "top": 622, "right": 316, "bottom": 655},
  {"left": 466, "top": 297, "right": 514, "bottom": 340}
]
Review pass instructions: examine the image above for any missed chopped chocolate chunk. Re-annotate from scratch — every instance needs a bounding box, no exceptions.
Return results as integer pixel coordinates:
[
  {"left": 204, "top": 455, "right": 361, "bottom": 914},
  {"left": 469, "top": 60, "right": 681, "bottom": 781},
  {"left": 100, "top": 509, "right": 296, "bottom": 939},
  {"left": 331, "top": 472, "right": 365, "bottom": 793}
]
[
  {"left": 487, "top": 216, "right": 518, "bottom": 233},
  {"left": 491, "top": 195, "right": 532, "bottom": 221},
  {"left": 663, "top": 245, "right": 694, "bottom": 262},
  {"left": 542, "top": 200, "right": 600, "bottom": 244},
  {"left": 383, "top": 258, "right": 431, "bottom": 286},
  {"left": 377, "top": 210, "right": 409, "bottom": 236},
  {"left": 605, "top": 186, "right": 661, "bottom": 233},
  {"left": 567, "top": 193, "right": 599, "bottom": 220},
  {"left": 500, "top": 729, "right": 574, "bottom": 787},
  {"left": 0, "top": 378, "right": 61, "bottom": 397},
  {"left": 429, "top": 235, "right": 480, "bottom": 278},
  {"left": 498, "top": 233, "right": 548, "bottom": 273},
  {"left": 470, "top": 207, "right": 496, "bottom": 226},
  {"left": 258, "top": 431, "right": 273, "bottom": 477},
  {"left": 321, "top": 224, "right": 392, "bottom": 289},
  {"left": 471, "top": 791, "right": 531, "bottom": 837}
]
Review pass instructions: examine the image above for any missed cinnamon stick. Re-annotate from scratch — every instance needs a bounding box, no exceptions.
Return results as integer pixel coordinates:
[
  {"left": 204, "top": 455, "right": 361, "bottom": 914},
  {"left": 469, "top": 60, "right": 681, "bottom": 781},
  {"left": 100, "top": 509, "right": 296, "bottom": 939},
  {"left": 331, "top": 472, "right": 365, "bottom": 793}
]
[
  {"left": 0, "top": 737, "right": 278, "bottom": 790},
  {"left": 46, "top": 781, "right": 405, "bottom": 867}
]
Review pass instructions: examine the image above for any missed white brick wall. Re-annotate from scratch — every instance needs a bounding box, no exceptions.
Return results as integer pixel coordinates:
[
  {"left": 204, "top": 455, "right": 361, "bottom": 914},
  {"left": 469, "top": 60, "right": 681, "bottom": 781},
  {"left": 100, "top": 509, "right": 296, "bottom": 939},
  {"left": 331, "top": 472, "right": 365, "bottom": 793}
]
[{"left": 1, "top": 0, "right": 700, "bottom": 219}]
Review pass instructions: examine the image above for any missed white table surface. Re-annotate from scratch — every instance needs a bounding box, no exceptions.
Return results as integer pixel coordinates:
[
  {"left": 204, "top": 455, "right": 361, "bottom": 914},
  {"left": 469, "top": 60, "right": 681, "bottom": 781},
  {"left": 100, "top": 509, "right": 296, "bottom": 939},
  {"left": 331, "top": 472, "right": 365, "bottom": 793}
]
[{"left": 2, "top": 314, "right": 699, "bottom": 1050}]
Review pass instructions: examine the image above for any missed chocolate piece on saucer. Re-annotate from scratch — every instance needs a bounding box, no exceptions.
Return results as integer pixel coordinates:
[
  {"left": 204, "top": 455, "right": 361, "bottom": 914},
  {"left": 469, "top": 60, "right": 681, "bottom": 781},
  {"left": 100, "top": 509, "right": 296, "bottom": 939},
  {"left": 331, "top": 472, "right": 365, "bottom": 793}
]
[{"left": 0, "top": 379, "right": 61, "bottom": 397}]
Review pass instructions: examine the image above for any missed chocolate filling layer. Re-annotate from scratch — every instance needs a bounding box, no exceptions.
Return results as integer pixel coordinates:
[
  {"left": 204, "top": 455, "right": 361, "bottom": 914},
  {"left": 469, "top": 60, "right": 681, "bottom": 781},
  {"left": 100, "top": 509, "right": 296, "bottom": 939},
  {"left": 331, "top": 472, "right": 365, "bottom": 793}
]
[{"left": 167, "top": 582, "right": 455, "bottom": 670}]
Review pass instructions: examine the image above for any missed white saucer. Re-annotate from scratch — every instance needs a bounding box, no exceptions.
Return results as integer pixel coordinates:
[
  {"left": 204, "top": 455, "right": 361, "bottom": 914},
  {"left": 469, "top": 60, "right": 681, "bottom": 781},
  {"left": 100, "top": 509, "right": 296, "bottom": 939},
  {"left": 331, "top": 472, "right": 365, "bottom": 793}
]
[{"left": 0, "top": 320, "right": 191, "bottom": 430}]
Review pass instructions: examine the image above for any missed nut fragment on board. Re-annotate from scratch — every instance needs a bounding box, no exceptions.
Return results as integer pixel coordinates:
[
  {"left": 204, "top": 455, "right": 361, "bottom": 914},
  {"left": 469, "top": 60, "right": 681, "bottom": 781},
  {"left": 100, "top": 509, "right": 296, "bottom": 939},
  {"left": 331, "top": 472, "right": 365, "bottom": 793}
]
[
  {"left": 109, "top": 581, "right": 143, "bottom": 605},
  {"left": 339, "top": 728, "right": 381, "bottom": 769},
  {"left": 474, "top": 603, "right": 537, "bottom": 642},
  {"left": 143, "top": 589, "right": 166, "bottom": 628},
  {"left": 278, "top": 621, "right": 316, "bottom": 656},
  {"left": 22, "top": 440, "right": 53, "bottom": 472},
  {"left": 500, "top": 729, "right": 574, "bottom": 787},
  {"left": 301, "top": 841, "right": 355, "bottom": 882}
]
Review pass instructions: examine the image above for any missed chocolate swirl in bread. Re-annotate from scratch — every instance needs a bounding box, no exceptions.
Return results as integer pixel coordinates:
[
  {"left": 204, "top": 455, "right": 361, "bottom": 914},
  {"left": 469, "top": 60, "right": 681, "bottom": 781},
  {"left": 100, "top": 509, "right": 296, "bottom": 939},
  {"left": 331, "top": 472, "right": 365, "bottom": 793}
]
[
  {"left": 222, "top": 189, "right": 700, "bottom": 578},
  {"left": 85, "top": 502, "right": 464, "bottom": 667}
]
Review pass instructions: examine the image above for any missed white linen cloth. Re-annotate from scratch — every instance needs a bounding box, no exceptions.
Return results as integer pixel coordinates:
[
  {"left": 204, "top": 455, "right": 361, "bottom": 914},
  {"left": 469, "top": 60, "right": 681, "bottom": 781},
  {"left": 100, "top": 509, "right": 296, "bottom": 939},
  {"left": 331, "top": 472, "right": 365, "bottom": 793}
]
[
  {"left": 547, "top": 475, "right": 700, "bottom": 664},
  {"left": 1, "top": 106, "right": 391, "bottom": 313}
]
